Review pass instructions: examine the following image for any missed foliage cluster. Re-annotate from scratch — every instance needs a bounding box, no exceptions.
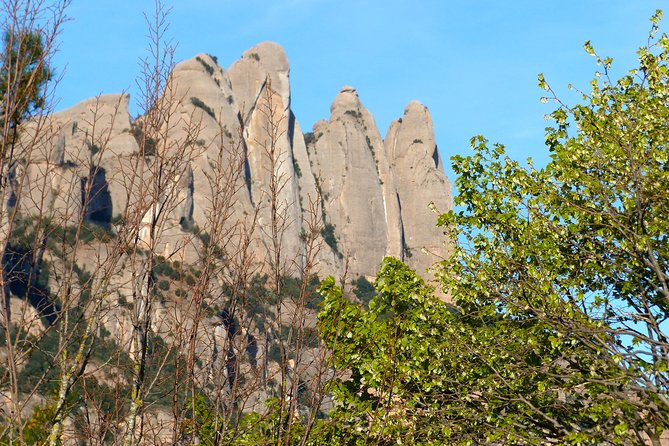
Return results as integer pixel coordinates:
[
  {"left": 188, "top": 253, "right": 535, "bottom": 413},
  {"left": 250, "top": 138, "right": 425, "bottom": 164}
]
[
  {"left": 320, "top": 222, "right": 341, "bottom": 258},
  {"left": 129, "top": 121, "right": 157, "bottom": 156},
  {"left": 196, "top": 55, "right": 215, "bottom": 76},
  {"left": 191, "top": 96, "right": 216, "bottom": 120}
]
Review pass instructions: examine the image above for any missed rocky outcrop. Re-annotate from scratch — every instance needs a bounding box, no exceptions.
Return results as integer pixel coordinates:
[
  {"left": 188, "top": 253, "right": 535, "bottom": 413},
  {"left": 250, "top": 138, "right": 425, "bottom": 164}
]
[
  {"left": 306, "top": 86, "right": 403, "bottom": 279},
  {"left": 385, "top": 101, "right": 452, "bottom": 278},
  {"left": 11, "top": 94, "right": 137, "bottom": 227},
  {"left": 11, "top": 41, "right": 452, "bottom": 285},
  {"left": 229, "top": 43, "right": 304, "bottom": 270},
  {"left": 1, "top": 42, "right": 454, "bottom": 437}
]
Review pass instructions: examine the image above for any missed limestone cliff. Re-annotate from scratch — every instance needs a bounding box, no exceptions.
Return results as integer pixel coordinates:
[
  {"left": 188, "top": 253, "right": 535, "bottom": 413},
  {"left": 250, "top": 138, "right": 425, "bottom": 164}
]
[
  {"left": 12, "top": 41, "right": 451, "bottom": 284},
  {"left": 0, "top": 41, "right": 454, "bottom": 434},
  {"left": 306, "top": 86, "right": 403, "bottom": 279},
  {"left": 385, "top": 101, "right": 452, "bottom": 278}
]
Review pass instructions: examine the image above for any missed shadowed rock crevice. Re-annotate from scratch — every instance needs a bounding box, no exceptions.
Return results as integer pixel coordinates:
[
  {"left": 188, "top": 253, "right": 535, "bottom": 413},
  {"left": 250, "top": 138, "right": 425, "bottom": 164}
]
[
  {"left": 2, "top": 245, "right": 59, "bottom": 325},
  {"left": 396, "top": 191, "right": 410, "bottom": 259},
  {"left": 246, "top": 333, "right": 258, "bottom": 369},
  {"left": 432, "top": 145, "right": 440, "bottom": 169},
  {"left": 81, "top": 166, "right": 112, "bottom": 229},
  {"left": 217, "top": 308, "right": 239, "bottom": 389},
  {"left": 287, "top": 110, "right": 296, "bottom": 148}
]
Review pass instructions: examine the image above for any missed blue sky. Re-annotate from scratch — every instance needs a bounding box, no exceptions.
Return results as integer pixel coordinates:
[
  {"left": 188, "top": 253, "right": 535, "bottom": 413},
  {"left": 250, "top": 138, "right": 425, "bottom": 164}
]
[{"left": 53, "top": 1, "right": 662, "bottom": 180}]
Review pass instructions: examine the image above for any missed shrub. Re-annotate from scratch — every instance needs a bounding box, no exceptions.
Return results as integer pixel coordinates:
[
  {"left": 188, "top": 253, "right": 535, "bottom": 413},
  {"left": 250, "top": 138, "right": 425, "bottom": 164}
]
[
  {"left": 321, "top": 223, "right": 342, "bottom": 258},
  {"left": 190, "top": 97, "right": 215, "bottom": 120},
  {"left": 152, "top": 256, "right": 176, "bottom": 277},
  {"left": 179, "top": 216, "right": 196, "bottom": 232},
  {"left": 303, "top": 132, "right": 315, "bottom": 146},
  {"left": 293, "top": 158, "right": 302, "bottom": 178},
  {"left": 195, "top": 55, "right": 214, "bottom": 76},
  {"left": 130, "top": 122, "right": 157, "bottom": 156},
  {"left": 344, "top": 109, "right": 362, "bottom": 119},
  {"left": 88, "top": 142, "right": 100, "bottom": 156},
  {"left": 353, "top": 275, "right": 376, "bottom": 308}
]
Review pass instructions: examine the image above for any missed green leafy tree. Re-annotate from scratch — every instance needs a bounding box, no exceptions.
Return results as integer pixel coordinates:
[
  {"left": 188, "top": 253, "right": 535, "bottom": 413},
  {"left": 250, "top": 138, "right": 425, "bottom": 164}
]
[
  {"left": 0, "top": 29, "right": 51, "bottom": 156},
  {"left": 436, "top": 9, "right": 669, "bottom": 445},
  {"left": 0, "top": 30, "right": 50, "bottom": 121},
  {"left": 317, "top": 259, "right": 459, "bottom": 445},
  {"left": 319, "top": 259, "right": 634, "bottom": 445}
]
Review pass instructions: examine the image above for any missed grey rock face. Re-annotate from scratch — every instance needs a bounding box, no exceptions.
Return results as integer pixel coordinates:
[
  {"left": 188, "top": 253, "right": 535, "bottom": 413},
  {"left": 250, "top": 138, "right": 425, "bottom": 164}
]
[
  {"left": 385, "top": 101, "right": 452, "bottom": 279},
  {"left": 229, "top": 41, "right": 291, "bottom": 124},
  {"left": 228, "top": 42, "right": 307, "bottom": 274},
  {"left": 17, "top": 42, "right": 452, "bottom": 285},
  {"left": 12, "top": 94, "right": 138, "bottom": 226},
  {"left": 3, "top": 43, "right": 456, "bottom": 429},
  {"left": 306, "top": 86, "right": 403, "bottom": 279}
]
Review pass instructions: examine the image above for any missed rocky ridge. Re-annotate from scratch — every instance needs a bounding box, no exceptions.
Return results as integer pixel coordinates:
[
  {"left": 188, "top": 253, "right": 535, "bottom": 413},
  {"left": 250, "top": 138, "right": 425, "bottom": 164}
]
[
  {"left": 12, "top": 41, "right": 452, "bottom": 285},
  {"left": 0, "top": 41, "right": 453, "bottom": 441}
]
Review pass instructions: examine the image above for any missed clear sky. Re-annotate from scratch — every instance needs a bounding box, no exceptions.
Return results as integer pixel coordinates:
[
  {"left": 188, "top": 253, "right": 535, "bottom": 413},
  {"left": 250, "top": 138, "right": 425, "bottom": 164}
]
[{"left": 52, "top": 1, "right": 663, "bottom": 181}]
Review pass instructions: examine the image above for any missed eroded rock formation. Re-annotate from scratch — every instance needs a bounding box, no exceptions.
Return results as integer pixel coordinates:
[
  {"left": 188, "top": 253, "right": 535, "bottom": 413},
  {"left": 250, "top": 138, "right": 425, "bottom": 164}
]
[
  {"left": 0, "top": 41, "right": 453, "bottom": 439},
  {"left": 11, "top": 41, "right": 451, "bottom": 285}
]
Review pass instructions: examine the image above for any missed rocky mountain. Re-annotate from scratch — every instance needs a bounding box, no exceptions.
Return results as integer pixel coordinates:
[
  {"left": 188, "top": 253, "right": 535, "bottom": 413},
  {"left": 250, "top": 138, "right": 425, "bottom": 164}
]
[
  {"left": 11, "top": 41, "right": 452, "bottom": 286},
  {"left": 0, "top": 41, "right": 453, "bottom": 442}
]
